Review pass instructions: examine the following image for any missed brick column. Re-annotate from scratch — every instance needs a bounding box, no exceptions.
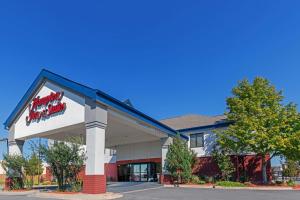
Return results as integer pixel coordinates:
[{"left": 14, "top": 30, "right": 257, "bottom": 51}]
[{"left": 82, "top": 121, "right": 106, "bottom": 194}]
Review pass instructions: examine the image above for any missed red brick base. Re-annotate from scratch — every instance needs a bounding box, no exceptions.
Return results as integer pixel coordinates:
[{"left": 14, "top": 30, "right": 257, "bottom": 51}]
[
  {"left": 160, "top": 174, "right": 172, "bottom": 184},
  {"left": 82, "top": 175, "right": 106, "bottom": 194}
]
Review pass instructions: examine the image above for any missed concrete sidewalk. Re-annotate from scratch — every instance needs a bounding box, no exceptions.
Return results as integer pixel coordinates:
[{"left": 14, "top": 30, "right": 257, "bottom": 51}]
[
  {"left": 0, "top": 190, "right": 122, "bottom": 200},
  {"left": 0, "top": 190, "right": 37, "bottom": 196},
  {"left": 28, "top": 192, "right": 123, "bottom": 200}
]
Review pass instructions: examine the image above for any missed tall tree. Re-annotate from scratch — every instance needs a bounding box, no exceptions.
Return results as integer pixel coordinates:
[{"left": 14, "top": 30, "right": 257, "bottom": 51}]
[
  {"left": 24, "top": 153, "right": 43, "bottom": 188},
  {"left": 219, "top": 77, "right": 300, "bottom": 184},
  {"left": 1, "top": 154, "right": 25, "bottom": 189},
  {"left": 283, "top": 131, "right": 300, "bottom": 162},
  {"left": 39, "top": 137, "right": 86, "bottom": 191},
  {"left": 282, "top": 159, "right": 300, "bottom": 179},
  {"left": 211, "top": 146, "right": 235, "bottom": 181},
  {"left": 165, "top": 135, "right": 197, "bottom": 183}
]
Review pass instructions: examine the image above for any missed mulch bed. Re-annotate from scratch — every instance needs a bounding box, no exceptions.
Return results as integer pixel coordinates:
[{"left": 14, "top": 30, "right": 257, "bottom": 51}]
[
  {"left": 244, "top": 182, "right": 297, "bottom": 188},
  {"left": 293, "top": 185, "right": 300, "bottom": 190}
]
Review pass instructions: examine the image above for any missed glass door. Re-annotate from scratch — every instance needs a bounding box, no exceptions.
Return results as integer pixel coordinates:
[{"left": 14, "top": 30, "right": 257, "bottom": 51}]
[
  {"left": 118, "top": 162, "right": 158, "bottom": 182},
  {"left": 131, "top": 164, "right": 141, "bottom": 181},
  {"left": 140, "top": 164, "right": 148, "bottom": 181}
]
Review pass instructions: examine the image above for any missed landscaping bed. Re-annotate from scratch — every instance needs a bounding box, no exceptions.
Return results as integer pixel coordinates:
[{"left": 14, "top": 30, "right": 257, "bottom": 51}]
[{"left": 165, "top": 180, "right": 300, "bottom": 190}]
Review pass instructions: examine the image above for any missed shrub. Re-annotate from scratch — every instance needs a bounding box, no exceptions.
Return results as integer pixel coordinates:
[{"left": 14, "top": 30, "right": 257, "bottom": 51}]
[
  {"left": 39, "top": 137, "right": 86, "bottom": 191},
  {"left": 166, "top": 135, "right": 197, "bottom": 184},
  {"left": 211, "top": 147, "right": 235, "bottom": 181},
  {"left": 24, "top": 153, "right": 43, "bottom": 189},
  {"left": 275, "top": 180, "right": 283, "bottom": 185},
  {"left": 283, "top": 160, "right": 300, "bottom": 178},
  {"left": 190, "top": 175, "right": 205, "bottom": 184},
  {"left": 287, "top": 180, "right": 296, "bottom": 187},
  {"left": 69, "top": 180, "right": 83, "bottom": 192},
  {"left": 204, "top": 176, "right": 214, "bottom": 183},
  {"left": 1, "top": 155, "right": 25, "bottom": 189},
  {"left": 216, "top": 181, "right": 245, "bottom": 187}
]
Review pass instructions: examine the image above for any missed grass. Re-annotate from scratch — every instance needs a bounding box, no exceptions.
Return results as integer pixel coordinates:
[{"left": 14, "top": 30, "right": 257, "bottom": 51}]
[{"left": 215, "top": 181, "right": 246, "bottom": 187}]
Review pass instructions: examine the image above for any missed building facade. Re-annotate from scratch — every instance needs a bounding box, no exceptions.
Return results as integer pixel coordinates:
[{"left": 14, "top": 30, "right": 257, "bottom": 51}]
[{"left": 4, "top": 69, "right": 270, "bottom": 193}]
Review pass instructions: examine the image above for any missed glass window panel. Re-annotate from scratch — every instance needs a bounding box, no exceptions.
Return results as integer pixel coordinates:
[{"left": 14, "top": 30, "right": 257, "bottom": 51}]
[
  {"left": 190, "top": 134, "right": 196, "bottom": 148},
  {"left": 140, "top": 164, "right": 148, "bottom": 173},
  {"left": 196, "top": 133, "right": 204, "bottom": 147},
  {"left": 190, "top": 133, "right": 204, "bottom": 148},
  {"left": 133, "top": 164, "right": 140, "bottom": 173}
]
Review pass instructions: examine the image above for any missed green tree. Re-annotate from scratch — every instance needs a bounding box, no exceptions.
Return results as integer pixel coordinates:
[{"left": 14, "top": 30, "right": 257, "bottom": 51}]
[
  {"left": 24, "top": 153, "right": 43, "bottom": 188},
  {"left": 211, "top": 146, "right": 235, "bottom": 181},
  {"left": 215, "top": 128, "right": 249, "bottom": 182},
  {"left": 282, "top": 159, "right": 300, "bottom": 179},
  {"left": 283, "top": 131, "right": 300, "bottom": 162},
  {"left": 165, "top": 135, "right": 197, "bottom": 183},
  {"left": 1, "top": 154, "right": 25, "bottom": 189},
  {"left": 219, "top": 77, "right": 300, "bottom": 184},
  {"left": 39, "top": 138, "right": 86, "bottom": 191}
]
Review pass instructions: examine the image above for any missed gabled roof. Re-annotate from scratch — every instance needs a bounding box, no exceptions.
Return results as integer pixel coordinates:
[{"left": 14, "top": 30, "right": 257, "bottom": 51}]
[
  {"left": 123, "top": 99, "right": 134, "bottom": 108},
  {"left": 160, "top": 114, "right": 229, "bottom": 131},
  {"left": 4, "top": 69, "right": 188, "bottom": 140}
]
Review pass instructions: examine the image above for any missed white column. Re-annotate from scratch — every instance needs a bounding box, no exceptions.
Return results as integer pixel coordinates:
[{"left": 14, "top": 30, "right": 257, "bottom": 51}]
[
  {"left": 83, "top": 99, "right": 108, "bottom": 194},
  {"left": 8, "top": 140, "right": 24, "bottom": 156},
  {"left": 8, "top": 125, "right": 24, "bottom": 156},
  {"left": 85, "top": 123, "right": 106, "bottom": 175}
]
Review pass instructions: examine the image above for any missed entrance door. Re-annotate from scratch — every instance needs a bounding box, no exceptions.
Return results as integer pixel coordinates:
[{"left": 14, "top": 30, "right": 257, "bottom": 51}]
[
  {"left": 140, "top": 164, "right": 148, "bottom": 181},
  {"left": 117, "top": 162, "right": 158, "bottom": 182},
  {"left": 131, "top": 164, "right": 141, "bottom": 181}
]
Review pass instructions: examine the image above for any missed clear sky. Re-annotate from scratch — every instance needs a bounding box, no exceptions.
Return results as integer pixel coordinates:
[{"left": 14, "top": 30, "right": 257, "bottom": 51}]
[{"left": 0, "top": 1, "right": 299, "bottom": 165}]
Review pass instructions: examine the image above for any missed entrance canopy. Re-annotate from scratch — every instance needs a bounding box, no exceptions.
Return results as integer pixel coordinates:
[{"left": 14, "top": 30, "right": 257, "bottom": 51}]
[
  {"left": 4, "top": 69, "right": 187, "bottom": 147},
  {"left": 4, "top": 69, "right": 186, "bottom": 194}
]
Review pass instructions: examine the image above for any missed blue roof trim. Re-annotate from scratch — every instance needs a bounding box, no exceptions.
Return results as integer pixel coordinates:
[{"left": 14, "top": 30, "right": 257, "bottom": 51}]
[
  {"left": 4, "top": 69, "right": 188, "bottom": 140},
  {"left": 95, "top": 90, "right": 188, "bottom": 139},
  {"left": 177, "top": 122, "right": 231, "bottom": 133}
]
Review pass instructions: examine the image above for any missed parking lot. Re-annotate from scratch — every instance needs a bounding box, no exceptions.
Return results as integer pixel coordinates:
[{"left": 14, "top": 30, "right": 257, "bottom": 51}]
[
  {"left": 121, "top": 187, "right": 300, "bottom": 200},
  {"left": 0, "top": 185, "right": 299, "bottom": 200}
]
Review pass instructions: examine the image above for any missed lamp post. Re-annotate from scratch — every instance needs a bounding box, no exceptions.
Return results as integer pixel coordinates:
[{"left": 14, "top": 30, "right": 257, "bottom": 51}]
[{"left": 0, "top": 138, "right": 8, "bottom": 155}]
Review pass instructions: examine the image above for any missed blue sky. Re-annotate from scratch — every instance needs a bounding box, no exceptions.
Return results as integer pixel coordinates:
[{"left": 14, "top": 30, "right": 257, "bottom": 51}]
[{"left": 0, "top": 1, "right": 299, "bottom": 165}]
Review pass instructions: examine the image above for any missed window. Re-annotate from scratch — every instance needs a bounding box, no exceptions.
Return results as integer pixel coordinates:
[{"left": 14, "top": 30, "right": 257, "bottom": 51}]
[{"left": 190, "top": 133, "right": 204, "bottom": 148}]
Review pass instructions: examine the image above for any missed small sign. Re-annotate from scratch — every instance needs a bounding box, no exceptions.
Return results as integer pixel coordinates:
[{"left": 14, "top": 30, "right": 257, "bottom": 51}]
[{"left": 26, "top": 91, "right": 66, "bottom": 125}]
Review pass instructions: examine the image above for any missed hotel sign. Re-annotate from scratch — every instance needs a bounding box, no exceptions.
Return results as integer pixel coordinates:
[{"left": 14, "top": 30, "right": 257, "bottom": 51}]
[{"left": 26, "top": 91, "right": 66, "bottom": 125}]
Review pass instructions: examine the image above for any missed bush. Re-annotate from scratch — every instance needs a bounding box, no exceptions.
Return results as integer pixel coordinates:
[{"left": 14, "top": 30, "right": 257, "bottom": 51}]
[
  {"left": 1, "top": 155, "right": 26, "bottom": 189},
  {"left": 69, "top": 180, "right": 83, "bottom": 192},
  {"left": 190, "top": 175, "right": 205, "bottom": 184},
  {"left": 204, "top": 176, "right": 214, "bottom": 183},
  {"left": 275, "top": 180, "right": 283, "bottom": 185},
  {"left": 287, "top": 180, "right": 296, "bottom": 187},
  {"left": 216, "top": 181, "right": 245, "bottom": 187},
  {"left": 39, "top": 137, "right": 86, "bottom": 191},
  {"left": 211, "top": 147, "right": 235, "bottom": 181}
]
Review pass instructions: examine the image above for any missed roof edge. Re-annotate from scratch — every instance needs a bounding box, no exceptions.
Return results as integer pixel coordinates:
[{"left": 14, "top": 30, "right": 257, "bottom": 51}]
[
  {"left": 177, "top": 121, "right": 232, "bottom": 133},
  {"left": 4, "top": 69, "right": 188, "bottom": 140}
]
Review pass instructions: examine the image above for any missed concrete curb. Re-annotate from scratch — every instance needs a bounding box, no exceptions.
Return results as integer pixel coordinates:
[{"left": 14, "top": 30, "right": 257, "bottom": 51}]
[
  {"left": 28, "top": 192, "right": 123, "bottom": 200},
  {"left": 164, "top": 184, "right": 298, "bottom": 191},
  {"left": 214, "top": 186, "right": 295, "bottom": 191},
  {"left": 164, "top": 184, "right": 213, "bottom": 189},
  {"left": 0, "top": 190, "right": 38, "bottom": 196}
]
